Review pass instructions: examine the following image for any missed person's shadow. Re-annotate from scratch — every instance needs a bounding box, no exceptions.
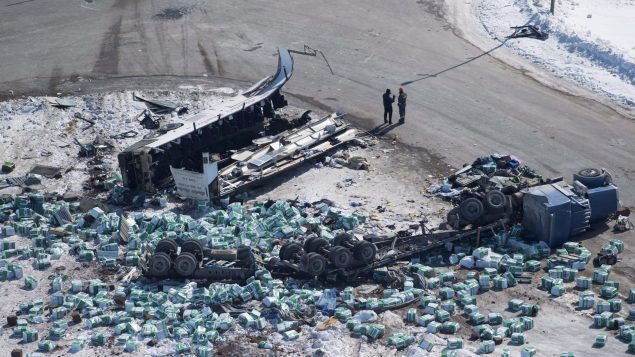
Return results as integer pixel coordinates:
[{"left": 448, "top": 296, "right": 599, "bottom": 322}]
[{"left": 370, "top": 121, "right": 403, "bottom": 136}]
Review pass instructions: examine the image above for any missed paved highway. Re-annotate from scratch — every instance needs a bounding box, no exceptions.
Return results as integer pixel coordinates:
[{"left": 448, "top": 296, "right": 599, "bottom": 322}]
[{"left": 1, "top": 0, "right": 633, "bottom": 202}]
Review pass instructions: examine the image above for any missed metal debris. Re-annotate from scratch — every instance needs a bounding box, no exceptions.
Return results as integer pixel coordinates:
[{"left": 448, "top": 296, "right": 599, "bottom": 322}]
[
  {"left": 29, "top": 165, "right": 62, "bottom": 179},
  {"left": 508, "top": 25, "right": 549, "bottom": 41}
]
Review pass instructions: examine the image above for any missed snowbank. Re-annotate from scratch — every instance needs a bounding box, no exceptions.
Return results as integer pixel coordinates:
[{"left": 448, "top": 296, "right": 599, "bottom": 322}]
[
  {"left": 478, "top": 0, "right": 635, "bottom": 107},
  {"left": 447, "top": 0, "right": 635, "bottom": 110}
]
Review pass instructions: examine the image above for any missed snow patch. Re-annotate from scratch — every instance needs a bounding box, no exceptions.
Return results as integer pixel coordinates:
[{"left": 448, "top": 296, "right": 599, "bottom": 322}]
[{"left": 477, "top": 0, "right": 635, "bottom": 108}]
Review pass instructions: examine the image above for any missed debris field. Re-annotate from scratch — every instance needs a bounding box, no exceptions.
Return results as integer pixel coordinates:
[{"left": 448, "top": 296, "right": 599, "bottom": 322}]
[{"left": 1, "top": 82, "right": 634, "bottom": 357}]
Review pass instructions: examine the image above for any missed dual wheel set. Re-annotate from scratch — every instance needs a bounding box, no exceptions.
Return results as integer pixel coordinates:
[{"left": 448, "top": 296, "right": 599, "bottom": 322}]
[
  {"left": 458, "top": 190, "right": 508, "bottom": 223},
  {"left": 278, "top": 233, "right": 377, "bottom": 276},
  {"left": 148, "top": 239, "right": 205, "bottom": 277}
]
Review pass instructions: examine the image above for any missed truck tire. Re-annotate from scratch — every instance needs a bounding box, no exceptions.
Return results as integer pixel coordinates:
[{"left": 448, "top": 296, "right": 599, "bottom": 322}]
[
  {"left": 279, "top": 242, "right": 303, "bottom": 261},
  {"left": 328, "top": 246, "right": 352, "bottom": 268},
  {"left": 174, "top": 252, "right": 198, "bottom": 277},
  {"left": 485, "top": 190, "right": 507, "bottom": 214},
  {"left": 573, "top": 168, "right": 606, "bottom": 188},
  {"left": 181, "top": 239, "right": 204, "bottom": 261},
  {"left": 353, "top": 241, "right": 377, "bottom": 263},
  {"left": 460, "top": 198, "right": 484, "bottom": 223},
  {"left": 302, "top": 252, "right": 327, "bottom": 276},
  {"left": 306, "top": 238, "right": 329, "bottom": 254},
  {"left": 334, "top": 233, "right": 353, "bottom": 247},
  {"left": 148, "top": 252, "right": 171, "bottom": 277},
  {"left": 303, "top": 237, "right": 318, "bottom": 252},
  {"left": 278, "top": 243, "right": 288, "bottom": 260},
  {"left": 156, "top": 239, "right": 178, "bottom": 256},
  {"left": 608, "top": 255, "right": 618, "bottom": 265},
  {"left": 266, "top": 257, "right": 280, "bottom": 269}
]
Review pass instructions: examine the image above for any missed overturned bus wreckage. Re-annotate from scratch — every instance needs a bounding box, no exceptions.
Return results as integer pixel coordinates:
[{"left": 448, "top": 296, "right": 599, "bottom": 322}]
[
  {"left": 217, "top": 112, "right": 355, "bottom": 196},
  {"left": 167, "top": 112, "right": 356, "bottom": 200},
  {"left": 118, "top": 48, "right": 301, "bottom": 193}
]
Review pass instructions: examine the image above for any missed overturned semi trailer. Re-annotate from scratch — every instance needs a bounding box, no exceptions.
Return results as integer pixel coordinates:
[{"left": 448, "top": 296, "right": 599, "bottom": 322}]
[{"left": 118, "top": 48, "right": 295, "bottom": 192}]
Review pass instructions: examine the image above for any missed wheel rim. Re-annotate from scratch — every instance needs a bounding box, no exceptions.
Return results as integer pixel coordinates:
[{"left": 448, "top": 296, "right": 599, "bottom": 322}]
[
  {"left": 309, "top": 255, "right": 326, "bottom": 275},
  {"left": 175, "top": 253, "right": 197, "bottom": 277},
  {"left": 579, "top": 168, "right": 600, "bottom": 177},
  {"left": 335, "top": 251, "right": 350, "bottom": 266},
  {"left": 489, "top": 193, "right": 504, "bottom": 206},
  {"left": 356, "top": 242, "right": 376, "bottom": 262},
  {"left": 461, "top": 198, "right": 483, "bottom": 222},
  {"left": 466, "top": 203, "right": 480, "bottom": 214},
  {"left": 330, "top": 247, "right": 351, "bottom": 268},
  {"left": 149, "top": 253, "right": 171, "bottom": 277}
]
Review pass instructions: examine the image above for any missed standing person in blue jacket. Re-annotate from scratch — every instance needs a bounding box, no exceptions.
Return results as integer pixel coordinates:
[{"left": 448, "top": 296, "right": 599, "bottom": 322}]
[{"left": 383, "top": 89, "right": 395, "bottom": 124}]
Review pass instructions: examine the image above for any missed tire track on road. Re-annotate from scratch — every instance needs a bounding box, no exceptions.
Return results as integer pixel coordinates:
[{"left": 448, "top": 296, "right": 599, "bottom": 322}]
[{"left": 92, "top": 15, "right": 123, "bottom": 75}]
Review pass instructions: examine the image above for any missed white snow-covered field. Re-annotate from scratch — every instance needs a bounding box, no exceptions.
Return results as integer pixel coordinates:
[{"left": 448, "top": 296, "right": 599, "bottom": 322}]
[{"left": 450, "top": 0, "right": 635, "bottom": 109}]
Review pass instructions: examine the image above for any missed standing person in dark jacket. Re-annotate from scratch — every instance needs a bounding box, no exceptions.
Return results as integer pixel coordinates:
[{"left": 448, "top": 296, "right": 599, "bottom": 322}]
[
  {"left": 398, "top": 87, "right": 407, "bottom": 123},
  {"left": 383, "top": 89, "right": 395, "bottom": 124}
]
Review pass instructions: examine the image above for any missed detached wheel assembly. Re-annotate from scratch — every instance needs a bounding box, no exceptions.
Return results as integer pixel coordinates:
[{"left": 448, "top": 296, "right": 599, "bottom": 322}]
[
  {"left": 608, "top": 255, "right": 617, "bottom": 265},
  {"left": 148, "top": 252, "right": 171, "bottom": 277},
  {"left": 174, "top": 252, "right": 198, "bottom": 277}
]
